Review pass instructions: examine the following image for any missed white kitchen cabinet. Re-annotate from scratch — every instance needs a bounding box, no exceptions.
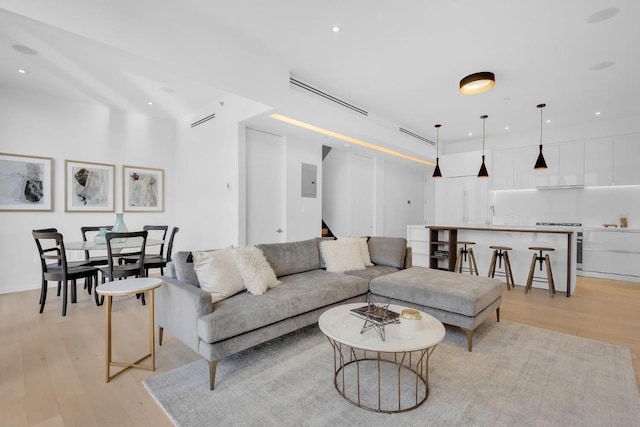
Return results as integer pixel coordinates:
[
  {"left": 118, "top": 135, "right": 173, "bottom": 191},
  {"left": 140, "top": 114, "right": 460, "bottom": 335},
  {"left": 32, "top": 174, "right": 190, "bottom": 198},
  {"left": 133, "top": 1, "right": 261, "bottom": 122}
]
[
  {"left": 584, "top": 139, "right": 614, "bottom": 187},
  {"left": 435, "top": 176, "right": 488, "bottom": 226},
  {"left": 613, "top": 134, "right": 640, "bottom": 185},
  {"left": 439, "top": 150, "right": 485, "bottom": 178},
  {"left": 491, "top": 149, "right": 514, "bottom": 190},
  {"left": 535, "top": 141, "right": 584, "bottom": 188},
  {"left": 407, "top": 225, "right": 429, "bottom": 267},
  {"left": 513, "top": 145, "right": 538, "bottom": 189},
  {"left": 581, "top": 229, "right": 640, "bottom": 281}
]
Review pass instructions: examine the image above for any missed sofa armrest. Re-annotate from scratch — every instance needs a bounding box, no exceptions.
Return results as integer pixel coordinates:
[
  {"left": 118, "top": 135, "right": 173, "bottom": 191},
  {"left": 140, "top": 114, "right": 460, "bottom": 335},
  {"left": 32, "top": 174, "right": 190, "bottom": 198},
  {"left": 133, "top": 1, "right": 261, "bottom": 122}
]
[
  {"left": 404, "top": 246, "right": 412, "bottom": 269},
  {"left": 156, "top": 276, "right": 212, "bottom": 353}
]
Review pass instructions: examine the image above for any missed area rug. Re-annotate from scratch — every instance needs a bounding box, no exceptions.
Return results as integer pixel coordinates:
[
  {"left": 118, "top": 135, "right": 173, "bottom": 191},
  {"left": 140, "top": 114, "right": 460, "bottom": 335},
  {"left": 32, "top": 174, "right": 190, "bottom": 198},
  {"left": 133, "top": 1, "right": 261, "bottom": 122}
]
[{"left": 144, "top": 321, "right": 640, "bottom": 426}]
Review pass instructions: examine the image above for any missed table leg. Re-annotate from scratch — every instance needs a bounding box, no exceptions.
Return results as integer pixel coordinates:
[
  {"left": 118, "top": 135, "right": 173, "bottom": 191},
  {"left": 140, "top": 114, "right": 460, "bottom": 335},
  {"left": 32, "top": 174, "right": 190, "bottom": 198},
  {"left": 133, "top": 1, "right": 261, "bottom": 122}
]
[
  {"left": 105, "top": 295, "right": 112, "bottom": 383},
  {"left": 149, "top": 290, "right": 155, "bottom": 371}
]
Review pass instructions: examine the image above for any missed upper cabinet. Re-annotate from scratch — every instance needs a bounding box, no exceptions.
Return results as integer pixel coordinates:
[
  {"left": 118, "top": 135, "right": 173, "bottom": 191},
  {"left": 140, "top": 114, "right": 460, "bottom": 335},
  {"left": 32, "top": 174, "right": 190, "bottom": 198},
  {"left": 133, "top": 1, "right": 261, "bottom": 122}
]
[
  {"left": 491, "top": 149, "right": 514, "bottom": 190},
  {"left": 584, "top": 139, "right": 614, "bottom": 187},
  {"left": 535, "top": 141, "right": 584, "bottom": 188},
  {"left": 512, "top": 145, "right": 538, "bottom": 189},
  {"left": 613, "top": 135, "right": 640, "bottom": 185}
]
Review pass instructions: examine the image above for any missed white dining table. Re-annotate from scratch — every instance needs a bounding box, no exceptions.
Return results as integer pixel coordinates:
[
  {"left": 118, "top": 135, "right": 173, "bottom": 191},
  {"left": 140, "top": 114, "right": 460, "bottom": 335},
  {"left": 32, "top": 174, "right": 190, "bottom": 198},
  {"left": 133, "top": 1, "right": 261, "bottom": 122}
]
[{"left": 65, "top": 238, "right": 164, "bottom": 251}]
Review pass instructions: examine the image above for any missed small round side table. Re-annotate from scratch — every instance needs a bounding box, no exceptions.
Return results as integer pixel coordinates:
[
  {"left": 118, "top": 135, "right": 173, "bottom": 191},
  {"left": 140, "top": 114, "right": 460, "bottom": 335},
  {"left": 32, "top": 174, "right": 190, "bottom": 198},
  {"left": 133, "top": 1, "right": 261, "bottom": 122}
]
[{"left": 96, "top": 277, "right": 162, "bottom": 383}]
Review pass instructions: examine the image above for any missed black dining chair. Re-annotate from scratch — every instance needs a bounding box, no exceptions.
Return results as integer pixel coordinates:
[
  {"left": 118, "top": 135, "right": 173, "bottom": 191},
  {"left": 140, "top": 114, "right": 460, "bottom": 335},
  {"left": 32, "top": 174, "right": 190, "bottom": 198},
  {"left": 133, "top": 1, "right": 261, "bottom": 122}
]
[
  {"left": 139, "top": 227, "right": 179, "bottom": 276},
  {"left": 32, "top": 230, "right": 100, "bottom": 316},
  {"left": 98, "top": 230, "right": 148, "bottom": 305},
  {"left": 80, "top": 225, "right": 113, "bottom": 266}
]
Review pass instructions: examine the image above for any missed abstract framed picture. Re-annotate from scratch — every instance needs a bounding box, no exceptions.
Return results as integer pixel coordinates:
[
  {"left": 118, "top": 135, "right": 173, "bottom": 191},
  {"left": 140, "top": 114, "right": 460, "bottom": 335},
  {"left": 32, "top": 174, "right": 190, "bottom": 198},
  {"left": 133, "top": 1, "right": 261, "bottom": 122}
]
[
  {"left": 123, "top": 165, "right": 164, "bottom": 212},
  {"left": 65, "top": 160, "right": 115, "bottom": 212},
  {"left": 0, "top": 152, "right": 53, "bottom": 211}
]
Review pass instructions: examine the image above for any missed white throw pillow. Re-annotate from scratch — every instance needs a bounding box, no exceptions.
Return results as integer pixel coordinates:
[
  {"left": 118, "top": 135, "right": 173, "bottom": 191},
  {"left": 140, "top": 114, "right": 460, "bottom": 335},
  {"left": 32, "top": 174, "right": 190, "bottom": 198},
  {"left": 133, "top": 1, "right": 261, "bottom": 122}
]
[
  {"left": 232, "top": 246, "right": 279, "bottom": 295},
  {"left": 192, "top": 248, "right": 245, "bottom": 303},
  {"left": 319, "top": 239, "right": 366, "bottom": 273},
  {"left": 338, "top": 236, "right": 374, "bottom": 267}
]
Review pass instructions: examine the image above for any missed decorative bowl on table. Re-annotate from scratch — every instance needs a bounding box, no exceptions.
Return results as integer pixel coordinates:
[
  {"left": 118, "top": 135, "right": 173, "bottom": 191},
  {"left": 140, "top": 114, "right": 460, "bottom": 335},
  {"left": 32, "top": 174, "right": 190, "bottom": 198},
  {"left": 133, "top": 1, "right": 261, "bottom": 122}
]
[{"left": 400, "top": 308, "right": 423, "bottom": 331}]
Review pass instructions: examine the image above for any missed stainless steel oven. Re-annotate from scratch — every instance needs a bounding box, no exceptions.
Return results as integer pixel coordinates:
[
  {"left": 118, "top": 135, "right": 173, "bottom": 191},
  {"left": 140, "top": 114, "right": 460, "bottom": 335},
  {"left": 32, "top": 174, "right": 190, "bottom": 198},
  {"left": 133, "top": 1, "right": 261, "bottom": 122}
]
[
  {"left": 576, "top": 231, "right": 583, "bottom": 270},
  {"left": 536, "top": 222, "right": 583, "bottom": 270}
]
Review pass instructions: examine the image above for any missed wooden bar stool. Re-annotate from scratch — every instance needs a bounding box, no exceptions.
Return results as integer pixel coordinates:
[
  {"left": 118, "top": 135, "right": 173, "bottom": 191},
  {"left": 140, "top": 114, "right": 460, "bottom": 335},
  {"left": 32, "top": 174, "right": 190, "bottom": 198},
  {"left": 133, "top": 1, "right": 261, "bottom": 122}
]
[
  {"left": 525, "top": 247, "right": 556, "bottom": 297},
  {"left": 488, "top": 246, "right": 515, "bottom": 290},
  {"left": 454, "top": 241, "right": 478, "bottom": 275}
]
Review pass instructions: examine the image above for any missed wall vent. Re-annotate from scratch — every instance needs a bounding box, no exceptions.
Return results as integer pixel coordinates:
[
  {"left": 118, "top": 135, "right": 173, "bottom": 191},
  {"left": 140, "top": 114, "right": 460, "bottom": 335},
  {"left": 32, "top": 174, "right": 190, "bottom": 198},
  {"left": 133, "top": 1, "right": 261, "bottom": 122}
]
[
  {"left": 191, "top": 113, "right": 216, "bottom": 128},
  {"left": 398, "top": 127, "right": 435, "bottom": 145},
  {"left": 289, "top": 76, "right": 368, "bottom": 116}
]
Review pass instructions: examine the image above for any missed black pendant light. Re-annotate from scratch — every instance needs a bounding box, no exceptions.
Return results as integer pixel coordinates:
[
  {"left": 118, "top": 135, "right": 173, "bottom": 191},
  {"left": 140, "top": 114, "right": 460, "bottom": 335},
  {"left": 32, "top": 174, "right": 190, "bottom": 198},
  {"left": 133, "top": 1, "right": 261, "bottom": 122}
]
[
  {"left": 477, "top": 115, "right": 489, "bottom": 178},
  {"left": 432, "top": 124, "right": 443, "bottom": 178},
  {"left": 534, "top": 103, "right": 548, "bottom": 170}
]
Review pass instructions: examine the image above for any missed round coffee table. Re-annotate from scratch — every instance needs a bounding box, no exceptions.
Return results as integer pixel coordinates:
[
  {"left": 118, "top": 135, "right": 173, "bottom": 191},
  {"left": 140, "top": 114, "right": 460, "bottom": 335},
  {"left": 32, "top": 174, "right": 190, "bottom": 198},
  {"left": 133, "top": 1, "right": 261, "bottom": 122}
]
[{"left": 318, "top": 303, "right": 445, "bottom": 413}]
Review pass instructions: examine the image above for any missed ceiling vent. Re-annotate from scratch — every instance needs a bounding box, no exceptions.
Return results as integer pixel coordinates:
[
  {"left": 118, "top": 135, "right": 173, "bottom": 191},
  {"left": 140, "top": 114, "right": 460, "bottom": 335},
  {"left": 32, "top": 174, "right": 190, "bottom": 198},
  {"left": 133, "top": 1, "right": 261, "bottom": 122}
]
[
  {"left": 191, "top": 113, "right": 216, "bottom": 128},
  {"left": 398, "top": 127, "right": 435, "bottom": 145},
  {"left": 289, "top": 76, "right": 368, "bottom": 116}
]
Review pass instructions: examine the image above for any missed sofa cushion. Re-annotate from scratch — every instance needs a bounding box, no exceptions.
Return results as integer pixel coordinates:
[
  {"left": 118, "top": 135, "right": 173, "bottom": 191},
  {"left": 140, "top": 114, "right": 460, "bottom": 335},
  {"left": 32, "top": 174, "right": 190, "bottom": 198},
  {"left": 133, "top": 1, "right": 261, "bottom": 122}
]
[
  {"left": 338, "top": 236, "right": 374, "bottom": 267},
  {"left": 172, "top": 251, "right": 201, "bottom": 286},
  {"left": 319, "top": 239, "right": 365, "bottom": 273},
  {"left": 232, "top": 246, "right": 279, "bottom": 295},
  {"left": 258, "top": 239, "right": 321, "bottom": 277},
  {"left": 197, "top": 269, "right": 368, "bottom": 344},
  {"left": 367, "top": 237, "right": 407, "bottom": 268},
  {"left": 192, "top": 249, "right": 245, "bottom": 303},
  {"left": 345, "top": 265, "right": 400, "bottom": 282},
  {"left": 369, "top": 267, "right": 504, "bottom": 317}
]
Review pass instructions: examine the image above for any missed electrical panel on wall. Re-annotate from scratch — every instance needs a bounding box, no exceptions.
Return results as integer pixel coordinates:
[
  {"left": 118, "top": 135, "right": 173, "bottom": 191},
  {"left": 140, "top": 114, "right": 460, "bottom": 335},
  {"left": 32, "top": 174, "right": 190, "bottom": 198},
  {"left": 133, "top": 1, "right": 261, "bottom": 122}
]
[{"left": 301, "top": 163, "right": 317, "bottom": 198}]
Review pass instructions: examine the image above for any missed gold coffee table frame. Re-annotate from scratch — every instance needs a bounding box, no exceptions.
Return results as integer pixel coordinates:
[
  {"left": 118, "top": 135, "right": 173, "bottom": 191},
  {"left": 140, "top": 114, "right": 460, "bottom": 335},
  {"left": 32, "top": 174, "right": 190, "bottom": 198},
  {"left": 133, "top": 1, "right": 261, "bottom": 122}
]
[
  {"left": 319, "top": 303, "right": 445, "bottom": 413},
  {"left": 96, "top": 278, "right": 162, "bottom": 382}
]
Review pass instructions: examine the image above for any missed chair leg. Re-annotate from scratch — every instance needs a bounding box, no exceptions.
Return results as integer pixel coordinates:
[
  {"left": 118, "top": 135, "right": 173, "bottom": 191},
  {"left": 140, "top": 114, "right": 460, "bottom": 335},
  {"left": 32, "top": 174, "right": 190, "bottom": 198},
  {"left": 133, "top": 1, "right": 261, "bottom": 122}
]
[
  {"left": 488, "top": 250, "right": 497, "bottom": 278},
  {"left": 525, "top": 253, "right": 537, "bottom": 293},
  {"left": 71, "top": 279, "right": 78, "bottom": 304},
  {"left": 504, "top": 251, "right": 515, "bottom": 290},
  {"left": 496, "top": 307, "right": 500, "bottom": 322},
  {"left": 545, "top": 254, "right": 556, "bottom": 297},
  {"left": 454, "top": 248, "right": 463, "bottom": 273},
  {"left": 62, "top": 281, "right": 68, "bottom": 316},
  {"left": 468, "top": 248, "right": 479, "bottom": 275},
  {"left": 57, "top": 281, "right": 61, "bottom": 296},
  {"left": 159, "top": 326, "right": 164, "bottom": 346},
  {"left": 39, "top": 279, "right": 48, "bottom": 313}
]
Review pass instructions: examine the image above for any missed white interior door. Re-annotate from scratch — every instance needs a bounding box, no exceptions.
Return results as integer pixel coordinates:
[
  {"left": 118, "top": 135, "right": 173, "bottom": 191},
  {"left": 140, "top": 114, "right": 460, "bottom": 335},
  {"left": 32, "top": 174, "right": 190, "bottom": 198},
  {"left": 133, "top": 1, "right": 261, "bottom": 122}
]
[
  {"left": 246, "top": 128, "right": 285, "bottom": 244},
  {"left": 350, "top": 153, "right": 374, "bottom": 237}
]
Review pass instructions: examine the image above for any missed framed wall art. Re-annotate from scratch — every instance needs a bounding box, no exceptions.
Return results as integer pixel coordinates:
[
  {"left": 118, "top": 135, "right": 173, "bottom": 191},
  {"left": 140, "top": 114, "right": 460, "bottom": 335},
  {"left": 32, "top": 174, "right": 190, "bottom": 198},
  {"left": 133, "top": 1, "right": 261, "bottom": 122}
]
[
  {"left": 65, "top": 160, "right": 115, "bottom": 212},
  {"left": 0, "top": 152, "right": 53, "bottom": 211},
  {"left": 123, "top": 165, "right": 164, "bottom": 212}
]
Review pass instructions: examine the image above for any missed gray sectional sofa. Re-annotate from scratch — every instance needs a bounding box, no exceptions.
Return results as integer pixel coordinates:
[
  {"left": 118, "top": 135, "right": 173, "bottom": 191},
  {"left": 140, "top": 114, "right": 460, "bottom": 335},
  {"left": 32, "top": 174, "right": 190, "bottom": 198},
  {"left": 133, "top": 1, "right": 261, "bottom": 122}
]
[
  {"left": 156, "top": 236, "right": 504, "bottom": 390},
  {"left": 156, "top": 236, "right": 411, "bottom": 390}
]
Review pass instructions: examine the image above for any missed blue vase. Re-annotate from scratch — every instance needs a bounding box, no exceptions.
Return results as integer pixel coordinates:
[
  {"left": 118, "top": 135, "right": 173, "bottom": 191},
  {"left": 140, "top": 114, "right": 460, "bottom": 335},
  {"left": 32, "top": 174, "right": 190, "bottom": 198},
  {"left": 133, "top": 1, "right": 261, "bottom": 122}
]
[
  {"left": 93, "top": 227, "right": 107, "bottom": 245},
  {"left": 113, "top": 213, "right": 128, "bottom": 242}
]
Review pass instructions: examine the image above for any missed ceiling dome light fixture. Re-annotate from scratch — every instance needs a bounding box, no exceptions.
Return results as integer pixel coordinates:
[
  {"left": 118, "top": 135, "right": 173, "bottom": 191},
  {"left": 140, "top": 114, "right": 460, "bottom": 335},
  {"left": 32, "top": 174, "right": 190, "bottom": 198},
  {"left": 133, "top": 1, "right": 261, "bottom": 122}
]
[
  {"left": 534, "top": 103, "right": 548, "bottom": 170},
  {"left": 478, "top": 115, "right": 489, "bottom": 178},
  {"left": 460, "top": 72, "right": 495, "bottom": 95},
  {"left": 432, "top": 124, "right": 443, "bottom": 178}
]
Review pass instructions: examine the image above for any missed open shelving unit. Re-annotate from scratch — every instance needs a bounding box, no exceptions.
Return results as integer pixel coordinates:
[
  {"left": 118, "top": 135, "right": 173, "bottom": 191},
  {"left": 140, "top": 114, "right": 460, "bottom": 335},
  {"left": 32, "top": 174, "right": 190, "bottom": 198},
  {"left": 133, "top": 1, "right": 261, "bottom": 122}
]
[{"left": 428, "top": 227, "right": 458, "bottom": 271}]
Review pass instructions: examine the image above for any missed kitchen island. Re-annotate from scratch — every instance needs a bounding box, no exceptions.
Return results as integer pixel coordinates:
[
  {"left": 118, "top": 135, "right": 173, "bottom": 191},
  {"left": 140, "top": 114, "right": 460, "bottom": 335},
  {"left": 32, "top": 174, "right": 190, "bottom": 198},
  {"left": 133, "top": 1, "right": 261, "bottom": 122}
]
[{"left": 426, "top": 226, "right": 577, "bottom": 297}]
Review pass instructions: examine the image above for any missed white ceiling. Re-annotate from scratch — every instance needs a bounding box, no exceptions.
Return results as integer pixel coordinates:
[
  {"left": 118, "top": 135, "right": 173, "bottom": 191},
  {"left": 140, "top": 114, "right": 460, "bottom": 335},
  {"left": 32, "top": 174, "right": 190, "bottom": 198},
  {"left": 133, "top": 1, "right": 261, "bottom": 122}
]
[{"left": 1, "top": 0, "right": 639, "bottom": 159}]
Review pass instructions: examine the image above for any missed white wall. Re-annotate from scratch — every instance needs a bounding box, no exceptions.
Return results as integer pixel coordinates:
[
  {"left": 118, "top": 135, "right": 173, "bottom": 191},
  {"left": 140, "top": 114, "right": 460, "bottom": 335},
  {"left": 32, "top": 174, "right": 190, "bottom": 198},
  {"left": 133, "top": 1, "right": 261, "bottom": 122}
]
[
  {"left": 174, "top": 95, "right": 271, "bottom": 251},
  {"left": 284, "top": 136, "right": 323, "bottom": 241},
  {"left": 323, "top": 148, "right": 427, "bottom": 238},
  {"left": 0, "top": 86, "right": 177, "bottom": 293}
]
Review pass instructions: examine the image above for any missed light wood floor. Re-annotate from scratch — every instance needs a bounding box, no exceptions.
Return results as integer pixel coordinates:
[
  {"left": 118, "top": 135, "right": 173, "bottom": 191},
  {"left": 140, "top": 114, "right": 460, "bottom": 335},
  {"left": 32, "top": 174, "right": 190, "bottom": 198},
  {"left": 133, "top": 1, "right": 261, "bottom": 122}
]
[{"left": 1, "top": 276, "right": 638, "bottom": 426}]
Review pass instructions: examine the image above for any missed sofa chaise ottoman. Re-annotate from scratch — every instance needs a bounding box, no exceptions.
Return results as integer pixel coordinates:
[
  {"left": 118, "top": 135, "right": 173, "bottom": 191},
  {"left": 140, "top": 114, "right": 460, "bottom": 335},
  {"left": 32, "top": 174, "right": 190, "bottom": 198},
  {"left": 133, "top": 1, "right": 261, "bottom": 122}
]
[{"left": 369, "top": 266, "right": 505, "bottom": 351}]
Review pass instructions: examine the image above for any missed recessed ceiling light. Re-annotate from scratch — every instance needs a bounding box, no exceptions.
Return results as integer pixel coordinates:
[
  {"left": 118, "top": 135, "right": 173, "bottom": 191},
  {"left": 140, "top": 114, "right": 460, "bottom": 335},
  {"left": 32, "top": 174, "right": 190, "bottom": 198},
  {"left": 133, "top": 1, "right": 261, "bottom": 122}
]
[
  {"left": 331, "top": 26, "right": 341, "bottom": 33},
  {"left": 344, "top": 144, "right": 351, "bottom": 148},
  {"left": 17, "top": 69, "right": 28, "bottom": 74},
  {"left": 468, "top": 133, "right": 473, "bottom": 136},
  {"left": 546, "top": 119, "right": 551, "bottom": 123},
  {"left": 504, "top": 126, "right": 510, "bottom": 130},
  {"left": 148, "top": 101, "right": 154, "bottom": 106},
  {"left": 595, "top": 111, "right": 601, "bottom": 115}
]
